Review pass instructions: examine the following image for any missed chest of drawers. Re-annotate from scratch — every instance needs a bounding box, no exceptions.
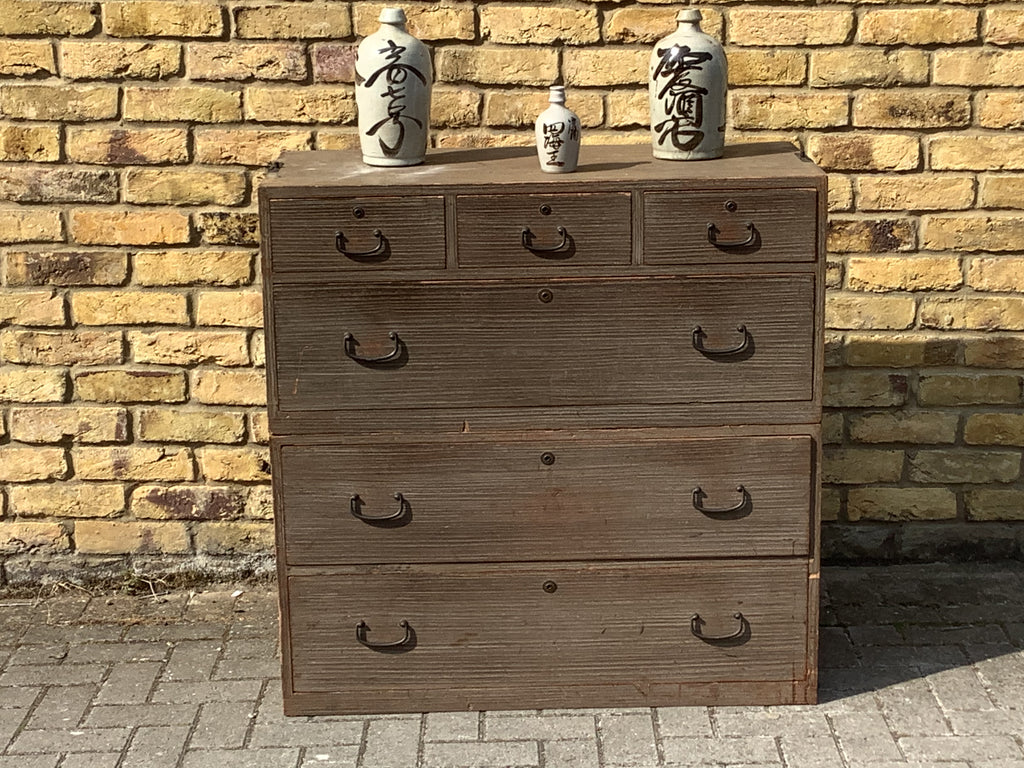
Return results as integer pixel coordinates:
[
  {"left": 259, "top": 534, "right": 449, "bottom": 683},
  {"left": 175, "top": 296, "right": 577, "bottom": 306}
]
[{"left": 259, "top": 142, "right": 826, "bottom": 715}]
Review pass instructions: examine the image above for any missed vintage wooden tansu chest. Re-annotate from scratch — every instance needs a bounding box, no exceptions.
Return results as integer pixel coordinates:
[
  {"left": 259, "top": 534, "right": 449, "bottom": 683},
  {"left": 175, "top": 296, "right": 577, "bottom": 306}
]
[{"left": 259, "top": 143, "right": 826, "bottom": 715}]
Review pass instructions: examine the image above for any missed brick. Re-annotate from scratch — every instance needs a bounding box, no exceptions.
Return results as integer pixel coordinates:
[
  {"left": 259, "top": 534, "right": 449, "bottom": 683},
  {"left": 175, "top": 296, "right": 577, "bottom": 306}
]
[
  {"left": 846, "top": 256, "right": 961, "bottom": 292},
  {"left": 235, "top": 4, "right": 350, "bottom": 39},
  {"left": 311, "top": 43, "right": 354, "bottom": 84},
  {"left": 923, "top": 215, "right": 1024, "bottom": 252},
  {"left": 194, "top": 128, "right": 312, "bottom": 165},
  {"left": 250, "top": 331, "right": 265, "bottom": 367},
  {"left": 243, "top": 86, "right": 354, "bottom": 124},
  {"left": 1, "top": 330, "right": 122, "bottom": 366},
  {"left": 0, "top": 209, "right": 63, "bottom": 244},
  {"left": 977, "top": 92, "right": 1024, "bottom": 129},
  {"left": 934, "top": 49, "right": 1024, "bottom": 87},
  {"left": 849, "top": 411, "right": 958, "bottom": 444},
  {"left": 129, "top": 330, "right": 249, "bottom": 366},
  {"left": 919, "top": 374, "right": 1021, "bottom": 406},
  {"left": 845, "top": 333, "right": 957, "bottom": 368},
  {"left": 249, "top": 412, "right": 269, "bottom": 444},
  {"left": 805, "top": 134, "right": 919, "bottom": 172},
  {"left": 0, "top": 521, "right": 70, "bottom": 555},
  {"left": 908, "top": 450, "right": 1020, "bottom": 484},
  {"left": 965, "top": 413, "right": 1024, "bottom": 446},
  {"left": 480, "top": 5, "right": 599, "bottom": 44},
  {"left": 245, "top": 485, "right": 273, "bottom": 519},
  {"left": 847, "top": 488, "right": 957, "bottom": 522},
  {"left": 72, "top": 290, "right": 188, "bottom": 325},
  {"left": 965, "top": 336, "right": 1024, "bottom": 368},
  {"left": 437, "top": 46, "right": 558, "bottom": 86},
  {"left": 0, "top": 84, "right": 117, "bottom": 121},
  {"left": 124, "top": 169, "right": 246, "bottom": 206},
  {"left": 921, "top": 297, "right": 1024, "bottom": 331},
  {"left": 930, "top": 136, "right": 1024, "bottom": 171},
  {"left": 827, "top": 175, "right": 853, "bottom": 212},
  {"left": 0, "top": 40, "right": 55, "bottom": 76},
  {"left": 969, "top": 257, "right": 1024, "bottom": 292},
  {"left": 187, "top": 43, "right": 306, "bottom": 81},
  {"left": 563, "top": 48, "right": 648, "bottom": 87},
  {"left": 605, "top": 90, "right": 647, "bottom": 128},
  {"left": 0, "top": 290, "right": 65, "bottom": 325},
  {"left": 0, "top": 0, "right": 96, "bottom": 34},
  {"left": 74, "top": 370, "right": 186, "bottom": 403},
  {"left": 859, "top": 9, "right": 979, "bottom": 45},
  {"left": 192, "top": 370, "right": 266, "bottom": 405},
  {"left": 134, "top": 250, "right": 251, "bottom": 287},
  {"left": 824, "top": 370, "right": 908, "bottom": 408},
  {"left": 66, "top": 127, "right": 189, "bottom": 165},
  {"left": 732, "top": 91, "right": 848, "bottom": 129},
  {"left": 195, "top": 290, "right": 263, "bottom": 327},
  {"left": 124, "top": 86, "right": 242, "bottom": 122},
  {"left": 431, "top": 87, "right": 481, "bottom": 128},
  {"left": 196, "top": 212, "right": 259, "bottom": 246},
  {"left": 137, "top": 408, "right": 245, "bottom": 443},
  {"left": 105, "top": 1, "right": 223, "bottom": 37},
  {"left": 61, "top": 41, "right": 180, "bottom": 80},
  {"left": 75, "top": 520, "right": 190, "bottom": 554},
  {"left": 823, "top": 448, "right": 904, "bottom": 484},
  {"left": 132, "top": 484, "right": 245, "bottom": 521},
  {"left": 729, "top": 50, "right": 805, "bottom": 86},
  {"left": 193, "top": 521, "right": 273, "bottom": 555},
  {"left": 730, "top": 9, "right": 853, "bottom": 45},
  {"left": 198, "top": 447, "right": 270, "bottom": 482},
  {"left": 4, "top": 251, "right": 126, "bottom": 287},
  {"left": 0, "top": 445, "right": 67, "bottom": 481},
  {"left": 822, "top": 411, "right": 843, "bottom": 445},
  {"left": 857, "top": 175, "right": 974, "bottom": 212},
  {"left": 351, "top": 2, "right": 474, "bottom": 41},
  {"left": 483, "top": 90, "right": 602, "bottom": 128},
  {"left": 0, "top": 124, "right": 60, "bottom": 162},
  {"left": 829, "top": 219, "right": 917, "bottom": 253},
  {"left": 965, "top": 489, "right": 1024, "bottom": 521},
  {"left": 0, "top": 368, "right": 65, "bottom": 403},
  {"left": 70, "top": 210, "right": 190, "bottom": 247},
  {"left": 826, "top": 294, "right": 916, "bottom": 330},
  {"left": 73, "top": 446, "right": 194, "bottom": 481},
  {"left": 854, "top": 91, "right": 970, "bottom": 129},
  {"left": 986, "top": 7, "right": 1024, "bottom": 45},
  {"left": 607, "top": 7, "right": 722, "bottom": 43},
  {"left": 9, "top": 483, "right": 125, "bottom": 518},
  {"left": 0, "top": 167, "right": 118, "bottom": 205},
  {"left": 810, "top": 49, "right": 928, "bottom": 88}
]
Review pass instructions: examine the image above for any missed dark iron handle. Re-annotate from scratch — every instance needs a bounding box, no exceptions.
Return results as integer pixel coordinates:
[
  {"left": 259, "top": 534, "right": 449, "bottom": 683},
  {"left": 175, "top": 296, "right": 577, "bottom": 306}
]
[
  {"left": 691, "top": 612, "right": 747, "bottom": 643},
  {"left": 335, "top": 228, "right": 387, "bottom": 258},
  {"left": 344, "top": 331, "right": 401, "bottom": 364},
  {"left": 350, "top": 493, "right": 409, "bottom": 523},
  {"left": 356, "top": 620, "right": 413, "bottom": 650},
  {"left": 692, "top": 325, "right": 750, "bottom": 356},
  {"left": 707, "top": 222, "right": 756, "bottom": 249},
  {"left": 692, "top": 485, "right": 749, "bottom": 515},
  {"left": 522, "top": 226, "right": 570, "bottom": 253}
]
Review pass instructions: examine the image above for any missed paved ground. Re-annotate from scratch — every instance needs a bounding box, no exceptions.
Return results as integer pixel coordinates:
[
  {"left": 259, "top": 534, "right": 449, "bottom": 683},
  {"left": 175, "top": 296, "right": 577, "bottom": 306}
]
[{"left": 1, "top": 563, "right": 1023, "bottom": 768}]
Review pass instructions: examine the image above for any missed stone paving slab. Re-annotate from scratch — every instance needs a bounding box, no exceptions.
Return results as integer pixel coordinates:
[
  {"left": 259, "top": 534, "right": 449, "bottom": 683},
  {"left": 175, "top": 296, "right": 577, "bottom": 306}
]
[{"left": 1, "top": 563, "right": 1023, "bottom": 767}]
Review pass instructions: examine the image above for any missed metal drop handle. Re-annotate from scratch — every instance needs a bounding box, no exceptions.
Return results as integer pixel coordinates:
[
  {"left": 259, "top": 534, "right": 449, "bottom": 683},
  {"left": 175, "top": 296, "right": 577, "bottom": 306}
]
[
  {"left": 335, "top": 228, "right": 387, "bottom": 259},
  {"left": 707, "top": 222, "right": 756, "bottom": 249},
  {"left": 344, "top": 331, "right": 402, "bottom": 365},
  {"left": 522, "top": 226, "right": 570, "bottom": 254},
  {"left": 692, "top": 486, "right": 750, "bottom": 516},
  {"left": 692, "top": 325, "right": 750, "bottom": 356},
  {"left": 690, "top": 612, "right": 748, "bottom": 643},
  {"left": 350, "top": 493, "right": 410, "bottom": 523},
  {"left": 356, "top": 620, "right": 413, "bottom": 650}
]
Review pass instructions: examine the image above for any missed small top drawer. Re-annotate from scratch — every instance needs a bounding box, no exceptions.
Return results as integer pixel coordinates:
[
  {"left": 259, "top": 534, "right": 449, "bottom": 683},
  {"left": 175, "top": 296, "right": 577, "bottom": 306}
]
[
  {"left": 643, "top": 188, "right": 816, "bottom": 265},
  {"left": 267, "top": 196, "right": 446, "bottom": 272},
  {"left": 456, "top": 193, "right": 631, "bottom": 268}
]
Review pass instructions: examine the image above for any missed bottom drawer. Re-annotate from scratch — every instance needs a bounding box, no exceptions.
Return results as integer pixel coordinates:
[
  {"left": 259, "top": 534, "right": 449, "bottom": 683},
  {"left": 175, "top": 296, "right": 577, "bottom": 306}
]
[{"left": 283, "top": 559, "right": 814, "bottom": 713}]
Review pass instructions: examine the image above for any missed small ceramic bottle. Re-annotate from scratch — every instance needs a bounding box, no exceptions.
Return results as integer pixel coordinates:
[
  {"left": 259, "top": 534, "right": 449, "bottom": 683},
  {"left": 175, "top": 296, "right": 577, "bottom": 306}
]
[
  {"left": 534, "top": 86, "right": 581, "bottom": 173},
  {"left": 648, "top": 9, "right": 727, "bottom": 160},
  {"left": 355, "top": 7, "right": 432, "bottom": 167}
]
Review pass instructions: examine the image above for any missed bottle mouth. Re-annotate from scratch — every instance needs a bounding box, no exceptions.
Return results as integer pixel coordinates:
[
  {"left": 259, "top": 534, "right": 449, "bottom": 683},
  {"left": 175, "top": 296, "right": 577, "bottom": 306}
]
[
  {"left": 548, "top": 86, "right": 566, "bottom": 103},
  {"left": 379, "top": 7, "right": 407, "bottom": 25},
  {"left": 677, "top": 9, "right": 702, "bottom": 22}
]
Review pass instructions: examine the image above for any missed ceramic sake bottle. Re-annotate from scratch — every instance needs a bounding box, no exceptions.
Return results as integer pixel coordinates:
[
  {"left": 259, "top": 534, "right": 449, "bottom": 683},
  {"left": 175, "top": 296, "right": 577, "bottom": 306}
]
[
  {"left": 534, "top": 86, "right": 581, "bottom": 173},
  {"left": 648, "top": 9, "right": 726, "bottom": 160},
  {"left": 355, "top": 7, "right": 432, "bottom": 167}
]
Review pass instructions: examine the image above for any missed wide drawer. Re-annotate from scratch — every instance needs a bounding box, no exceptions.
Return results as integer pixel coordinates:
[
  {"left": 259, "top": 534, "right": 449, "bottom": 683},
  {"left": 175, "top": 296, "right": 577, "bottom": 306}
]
[
  {"left": 267, "top": 196, "right": 446, "bottom": 272},
  {"left": 276, "top": 435, "right": 814, "bottom": 565},
  {"left": 285, "top": 559, "right": 811, "bottom": 709},
  {"left": 270, "top": 275, "right": 816, "bottom": 413},
  {"left": 644, "top": 189, "right": 817, "bottom": 265},
  {"left": 456, "top": 193, "right": 631, "bottom": 268}
]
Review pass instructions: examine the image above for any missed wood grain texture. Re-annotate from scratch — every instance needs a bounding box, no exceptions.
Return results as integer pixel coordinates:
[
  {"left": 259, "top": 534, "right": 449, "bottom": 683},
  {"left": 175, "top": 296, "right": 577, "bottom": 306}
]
[
  {"left": 277, "top": 435, "right": 813, "bottom": 565},
  {"left": 286, "top": 559, "right": 810, "bottom": 710},
  {"left": 456, "top": 193, "right": 631, "bottom": 268},
  {"left": 644, "top": 189, "right": 817, "bottom": 265},
  {"left": 271, "top": 275, "right": 815, "bottom": 413}
]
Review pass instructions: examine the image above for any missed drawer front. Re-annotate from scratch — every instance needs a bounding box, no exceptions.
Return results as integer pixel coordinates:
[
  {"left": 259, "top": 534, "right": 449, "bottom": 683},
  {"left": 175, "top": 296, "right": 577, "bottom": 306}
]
[
  {"left": 644, "top": 189, "right": 816, "bottom": 265},
  {"left": 268, "top": 196, "right": 446, "bottom": 272},
  {"left": 277, "top": 435, "right": 813, "bottom": 565},
  {"left": 271, "top": 275, "right": 815, "bottom": 413},
  {"left": 287, "top": 559, "right": 809, "bottom": 698},
  {"left": 456, "top": 193, "right": 632, "bottom": 268}
]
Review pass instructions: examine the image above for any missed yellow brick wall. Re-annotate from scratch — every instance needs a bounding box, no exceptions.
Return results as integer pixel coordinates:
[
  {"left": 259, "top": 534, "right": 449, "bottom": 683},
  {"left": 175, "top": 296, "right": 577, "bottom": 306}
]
[{"left": 1, "top": 0, "right": 1022, "bottom": 580}]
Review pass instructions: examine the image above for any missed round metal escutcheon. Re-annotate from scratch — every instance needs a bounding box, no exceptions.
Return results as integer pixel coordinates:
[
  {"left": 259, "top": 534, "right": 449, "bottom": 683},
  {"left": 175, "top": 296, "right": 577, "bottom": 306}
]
[
  {"left": 539, "top": 204, "right": 552, "bottom": 215},
  {"left": 724, "top": 200, "right": 738, "bottom": 213},
  {"left": 353, "top": 207, "right": 366, "bottom": 219},
  {"left": 538, "top": 289, "right": 553, "bottom": 303},
  {"left": 542, "top": 580, "right": 558, "bottom": 593},
  {"left": 540, "top": 452, "right": 556, "bottom": 465}
]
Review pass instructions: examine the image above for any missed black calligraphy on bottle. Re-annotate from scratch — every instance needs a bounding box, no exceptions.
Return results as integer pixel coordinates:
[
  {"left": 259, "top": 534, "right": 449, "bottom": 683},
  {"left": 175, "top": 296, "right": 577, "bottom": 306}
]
[
  {"left": 360, "top": 40, "right": 427, "bottom": 157},
  {"left": 542, "top": 118, "right": 579, "bottom": 166},
  {"left": 652, "top": 44, "right": 713, "bottom": 152}
]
